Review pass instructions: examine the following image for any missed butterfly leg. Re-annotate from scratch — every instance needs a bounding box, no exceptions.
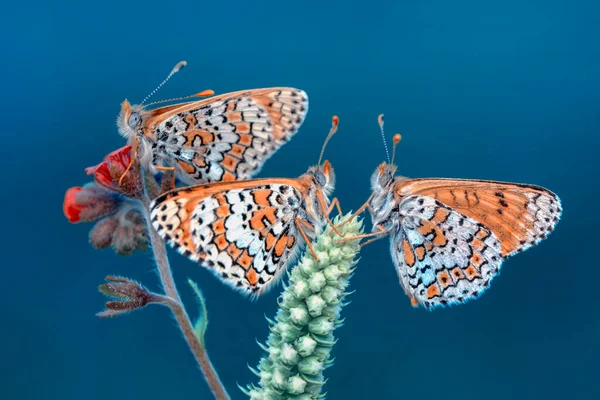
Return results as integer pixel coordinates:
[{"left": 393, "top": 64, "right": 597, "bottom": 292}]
[
  {"left": 366, "top": 204, "right": 376, "bottom": 217},
  {"left": 337, "top": 224, "right": 387, "bottom": 245},
  {"left": 359, "top": 235, "right": 384, "bottom": 247},
  {"left": 155, "top": 165, "right": 176, "bottom": 189},
  {"left": 295, "top": 217, "right": 320, "bottom": 262},
  {"left": 337, "top": 193, "right": 375, "bottom": 227},
  {"left": 327, "top": 197, "right": 343, "bottom": 217},
  {"left": 118, "top": 137, "right": 140, "bottom": 186},
  {"left": 316, "top": 191, "right": 343, "bottom": 237}
]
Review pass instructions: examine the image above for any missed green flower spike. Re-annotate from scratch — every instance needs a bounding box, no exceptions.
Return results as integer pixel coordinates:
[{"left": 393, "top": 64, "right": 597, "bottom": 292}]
[{"left": 243, "top": 214, "right": 363, "bottom": 400}]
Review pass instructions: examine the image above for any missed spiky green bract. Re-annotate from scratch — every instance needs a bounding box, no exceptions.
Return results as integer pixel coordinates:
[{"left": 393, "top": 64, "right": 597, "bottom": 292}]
[{"left": 244, "top": 214, "right": 363, "bottom": 400}]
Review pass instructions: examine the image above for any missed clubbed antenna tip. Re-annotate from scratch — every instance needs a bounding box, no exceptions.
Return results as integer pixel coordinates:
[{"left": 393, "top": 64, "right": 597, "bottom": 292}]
[
  {"left": 140, "top": 60, "right": 188, "bottom": 105},
  {"left": 318, "top": 115, "right": 340, "bottom": 166},
  {"left": 377, "top": 114, "right": 391, "bottom": 163},
  {"left": 391, "top": 133, "right": 402, "bottom": 164}
]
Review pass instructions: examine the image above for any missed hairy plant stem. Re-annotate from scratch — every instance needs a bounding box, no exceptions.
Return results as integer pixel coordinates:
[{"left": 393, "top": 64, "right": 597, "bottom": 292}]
[{"left": 139, "top": 193, "right": 231, "bottom": 400}]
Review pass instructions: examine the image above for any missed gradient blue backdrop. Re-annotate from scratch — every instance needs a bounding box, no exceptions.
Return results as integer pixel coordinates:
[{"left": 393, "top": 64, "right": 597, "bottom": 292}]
[{"left": 2, "top": 1, "right": 598, "bottom": 399}]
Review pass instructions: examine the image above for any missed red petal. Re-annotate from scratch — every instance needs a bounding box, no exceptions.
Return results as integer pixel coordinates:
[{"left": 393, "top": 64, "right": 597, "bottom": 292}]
[
  {"left": 85, "top": 161, "right": 102, "bottom": 176},
  {"left": 91, "top": 163, "right": 114, "bottom": 188},
  {"left": 63, "top": 187, "right": 83, "bottom": 223},
  {"left": 107, "top": 145, "right": 132, "bottom": 169},
  {"left": 85, "top": 146, "right": 132, "bottom": 175},
  {"left": 85, "top": 145, "right": 133, "bottom": 192}
]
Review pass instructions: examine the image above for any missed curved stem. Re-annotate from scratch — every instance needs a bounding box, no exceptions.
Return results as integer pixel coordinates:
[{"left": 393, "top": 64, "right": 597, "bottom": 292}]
[{"left": 140, "top": 194, "right": 230, "bottom": 400}]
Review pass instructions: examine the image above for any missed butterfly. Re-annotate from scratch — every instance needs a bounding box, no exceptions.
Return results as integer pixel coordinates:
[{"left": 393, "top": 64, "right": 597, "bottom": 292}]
[
  {"left": 116, "top": 61, "right": 309, "bottom": 186},
  {"left": 149, "top": 116, "right": 343, "bottom": 296},
  {"left": 344, "top": 115, "right": 562, "bottom": 309}
]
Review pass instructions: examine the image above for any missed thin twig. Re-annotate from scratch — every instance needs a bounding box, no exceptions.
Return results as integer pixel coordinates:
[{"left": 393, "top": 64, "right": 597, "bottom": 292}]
[{"left": 139, "top": 193, "right": 231, "bottom": 400}]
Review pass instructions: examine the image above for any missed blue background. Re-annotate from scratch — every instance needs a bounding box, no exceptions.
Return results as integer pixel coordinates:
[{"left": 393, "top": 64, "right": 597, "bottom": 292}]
[{"left": 2, "top": 1, "right": 598, "bottom": 399}]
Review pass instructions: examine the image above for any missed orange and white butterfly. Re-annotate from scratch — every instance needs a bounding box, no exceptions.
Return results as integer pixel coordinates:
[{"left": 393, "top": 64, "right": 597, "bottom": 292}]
[
  {"left": 347, "top": 115, "right": 562, "bottom": 309},
  {"left": 149, "top": 117, "right": 343, "bottom": 296},
  {"left": 116, "top": 61, "right": 308, "bottom": 185}
]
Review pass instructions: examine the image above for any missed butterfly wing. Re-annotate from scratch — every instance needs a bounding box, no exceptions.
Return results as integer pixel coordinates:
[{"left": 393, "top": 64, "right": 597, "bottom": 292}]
[
  {"left": 396, "top": 178, "right": 562, "bottom": 256},
  {"left": 390, "top": 179, "right": 561, "bottom": 309},
  {"left": 150, "top": 178, "right": 308, "bottom": 295},
  {"left": 391, "top": 195, "right": 504, "bottom": 309},
  {"left": 146, "top": 88, "right": 308, "bottom": 185}
]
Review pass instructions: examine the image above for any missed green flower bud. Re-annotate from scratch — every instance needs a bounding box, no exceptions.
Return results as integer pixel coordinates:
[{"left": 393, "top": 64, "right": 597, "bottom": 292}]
[
  {"left": 289, "top": 306, "right": 310, "bottom": 326},
  {"left": 309, "top": 272, "right": 327, "bottom": 292},
  {"left": 320, "top": 286, "right": 341, "bottom": 304},
  {"left": 271, "top": 368, "right": 288, "bottom": 391},
  {"left": 308, "top": 316, "right": 334, "bottom": 336},
  {"left": 280, "top": 343, "right": 300, "bottom": 365},
  {"left": 328, "top": 246, "right": 342, "bottom": 263},
  {"left": 311, "top": 345, "right": 333, "bottom": 362},
  {"left": 315, "top": 251, "right": 330, "bottom": 265},
  {"left": 279, "top": 323, "right": 302, "bottom": 342},
  {"left": 292, "top": 280, "right": 311, "bottom": 299},
  {"left": 306, "top": 294, "right": 327, "bottom": 317},
  {"left": 320, "top": 235, "right": 333, "bottom": 249},
  {"left": 281, "top": 290, "right": 301, "bottom": 307},
  {"left": 323, "top": 264, "right": 343, "bottom": 281},
  {"left": 268, "top": 346, "right": 281, "bottom": 361},
  {"left": 318, "top": 307, "right": 336, "bottom": 321},
  {"left": 298, "top": 356, "right": 323, "bottom": 376},
  {"left": 299, "top": 257, "right": 319, "bottom": 276},
  {"left": 259, "top": 371, "right": 272, "bottom": 389},
  {"left": 286, "top": 374, "right": 307, "bottom": 395},
  {"left": 295, "top": 335, "right": 317, "bottom": 357}
]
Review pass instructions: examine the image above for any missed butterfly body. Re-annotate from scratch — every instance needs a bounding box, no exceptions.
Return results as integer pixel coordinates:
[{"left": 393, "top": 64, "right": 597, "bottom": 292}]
[
  {"left": 367, "top": 162, "right": 562, "bottom": 309},
  {"left": 149, "top": 160, "right": 337, "bottom": 296},
  {"left": 369, "top": 163, "right": 401, "bottom": 233},
  {"left": 117, "top": 88, "right": 309, "bottom": 185}
]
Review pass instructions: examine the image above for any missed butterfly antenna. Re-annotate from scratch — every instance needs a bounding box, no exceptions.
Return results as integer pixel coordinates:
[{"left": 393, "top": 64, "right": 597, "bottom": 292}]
[
  {"left": 318, "top": 115, "right": 339, "bottom": 165},
  {"left": 140, "top": 60, "right": 187, "bottom": 105},
  {"left": 143, "top": 89, "right": 215, "bottom": 107},
  {"left": 391, "top": 133, "right": 402, "bottom": 165},
  {"left": 377, "top": 114, "right": 391, "bottom": 163}
]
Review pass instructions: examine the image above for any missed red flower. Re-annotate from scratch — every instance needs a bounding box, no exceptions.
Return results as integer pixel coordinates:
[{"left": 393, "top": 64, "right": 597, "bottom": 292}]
[
  {"left": 63, "top": 182, "right": 148, "bottom": 255},
  {"left": 64, "top": 187, "right": 83, "bottom": 223},
  {"left": 63, "top": 183, "right": 120, "bottom": 223},
  {"left": 63, "top": 145, "right": 149, "bottom": 255},
  {"left": 85, "top": 145, "right": 141, "bottom": 196}
]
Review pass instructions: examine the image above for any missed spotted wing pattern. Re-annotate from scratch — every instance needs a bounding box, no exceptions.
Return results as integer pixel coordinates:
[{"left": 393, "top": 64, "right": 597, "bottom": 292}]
[
  {"left": 396, "top": 179, "right": 562, "bottom": 257},
  {"left": 391, "top": 180, "right": 561, "bottom": 309},
  {"left": 150, "top": 181, "right": 306, "bottom": 295},
  {"left": 150, "top": 88, "right": 308, "bottom": 185},
  {"left": 392, "top": 196, "right": 503, "bottom": 309}
]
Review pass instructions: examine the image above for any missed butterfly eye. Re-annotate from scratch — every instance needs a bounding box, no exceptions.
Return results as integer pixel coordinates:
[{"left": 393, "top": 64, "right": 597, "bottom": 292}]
[
  {"left": 380, "top": 172, "right": 392, "bottom": 187},
  {"left": 128, "top": 112, "right": 141, "bottom": 129},
  {"left": 314, "top": 170, "right": 326, "bottom": 186}
]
